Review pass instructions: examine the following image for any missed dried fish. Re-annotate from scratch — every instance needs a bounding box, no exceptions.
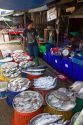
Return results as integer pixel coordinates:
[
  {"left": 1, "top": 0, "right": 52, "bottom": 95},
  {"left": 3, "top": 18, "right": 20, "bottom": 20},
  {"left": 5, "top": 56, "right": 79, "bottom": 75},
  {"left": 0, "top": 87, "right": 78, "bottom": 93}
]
[
  {"left": 7, "top": 78, "right": 30, "bottom": 92},
  {"left": 46, "top": 88, "right": 76, "bottom": 111},
  {"left": 13, "top": 91, "right": 43, "bottom": 113},
  {"left": 33, "top": 76, "right": 57, "bottom": 90}
]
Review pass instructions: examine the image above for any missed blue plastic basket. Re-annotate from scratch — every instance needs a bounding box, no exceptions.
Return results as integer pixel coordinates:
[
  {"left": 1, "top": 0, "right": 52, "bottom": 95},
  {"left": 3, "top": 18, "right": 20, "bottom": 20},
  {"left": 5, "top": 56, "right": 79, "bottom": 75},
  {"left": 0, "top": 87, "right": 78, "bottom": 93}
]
[
  {"left": 6, "top": 90, "right": 20, "bottom": 107},
  {"left": 47, "top": 53, "right": 54, "bottom": 66},
  {"left": 43, "top": 52, "right": 49, "bottom": 62},
  {"left": 73, "top": 63, "right": 83, "bottom": 81},
  {"left": 52, "top": 55, "right": 62, "bottom": 72},
  {"left": 62, "top": 58, "right": 73, "bottom": 79}
]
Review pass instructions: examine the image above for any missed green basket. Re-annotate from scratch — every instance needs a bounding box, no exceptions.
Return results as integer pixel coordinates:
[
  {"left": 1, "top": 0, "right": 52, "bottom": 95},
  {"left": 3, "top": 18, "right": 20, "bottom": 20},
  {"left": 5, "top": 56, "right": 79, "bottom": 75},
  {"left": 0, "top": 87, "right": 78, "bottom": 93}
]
[
  {"left": 39, "top": 45, "right": 46, "bottom": 53},
  {"left": 72, "top": 97, "right": 83, "bottom": 114}
]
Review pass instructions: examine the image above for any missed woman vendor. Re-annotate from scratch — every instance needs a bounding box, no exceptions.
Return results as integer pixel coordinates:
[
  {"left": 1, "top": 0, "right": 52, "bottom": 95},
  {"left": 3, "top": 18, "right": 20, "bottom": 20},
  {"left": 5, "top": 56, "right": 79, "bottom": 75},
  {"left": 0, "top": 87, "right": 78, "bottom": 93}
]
[{"left": 23, "top": 20, "right": 39, "bottom": 66}]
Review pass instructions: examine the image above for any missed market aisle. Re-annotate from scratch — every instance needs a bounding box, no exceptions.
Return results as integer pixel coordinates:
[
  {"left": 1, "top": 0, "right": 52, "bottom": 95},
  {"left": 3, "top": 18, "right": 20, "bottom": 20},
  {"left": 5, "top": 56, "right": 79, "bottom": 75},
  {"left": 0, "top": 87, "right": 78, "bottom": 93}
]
[{"left": 0, "top": 100, "right": 13, "bottom": 125}]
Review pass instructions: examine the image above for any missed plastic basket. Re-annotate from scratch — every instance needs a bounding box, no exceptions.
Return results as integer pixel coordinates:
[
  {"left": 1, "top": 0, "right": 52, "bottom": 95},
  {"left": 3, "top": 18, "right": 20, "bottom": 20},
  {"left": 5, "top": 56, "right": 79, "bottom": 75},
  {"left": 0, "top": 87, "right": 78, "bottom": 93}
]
[
  {"left": 43, "top": 52, "right": 49, "bottom": 62},
  {"left": 62, "top": 58, "right": 73, "bottom": 79},
  {"left": 52, "top": 55, "right": 62, "bottom": 72},
  {"left": 73, "top": 63, "right": 83, "bottom": 81}
]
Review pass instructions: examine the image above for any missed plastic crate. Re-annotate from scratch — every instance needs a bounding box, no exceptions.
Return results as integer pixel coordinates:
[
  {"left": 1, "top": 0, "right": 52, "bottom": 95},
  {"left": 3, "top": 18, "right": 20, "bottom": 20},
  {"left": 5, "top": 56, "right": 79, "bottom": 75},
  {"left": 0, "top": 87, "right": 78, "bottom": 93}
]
[
  {"left": 62, "top": 58, "right": 73, "bottom": 79},
  {"left": 73, "top": 63, "right": 83, "bottom": 81},
  {"left": 52, "top": 55, "right": 62, "bottom": 72},
  {"left": 43, "top": 52, "right": 49, "bottom": 62},
  {"left": 47, "top": 52, "right": 54, "bottom": 66}
]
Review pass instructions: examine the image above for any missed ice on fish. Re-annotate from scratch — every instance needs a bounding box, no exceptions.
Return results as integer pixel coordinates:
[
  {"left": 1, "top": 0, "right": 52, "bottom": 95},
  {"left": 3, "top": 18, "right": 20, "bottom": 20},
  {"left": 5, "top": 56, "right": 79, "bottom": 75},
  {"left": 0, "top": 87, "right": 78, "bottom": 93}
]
[
  {"left": 13, "top": 91, "right": 43, "bottom": 113},
  {"left": 33, "top": 76, "right": 57, "bottom": 90}
]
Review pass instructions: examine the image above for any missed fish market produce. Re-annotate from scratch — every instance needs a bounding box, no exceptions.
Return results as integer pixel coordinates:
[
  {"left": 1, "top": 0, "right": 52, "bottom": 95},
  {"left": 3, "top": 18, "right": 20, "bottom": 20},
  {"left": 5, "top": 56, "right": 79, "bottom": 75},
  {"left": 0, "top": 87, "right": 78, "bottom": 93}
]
[
  {"left": 19, "top": 61, "right": 35, "bottom": 69},
  {"left": 77, "top": 88, "right": 83, "bottom": 99},
  {"left": 33, "top": 76, "right": 57, "bottom": 90},
  {"left": 73, "top": 109, "right": 83, "bottom": 125},
  {"left": 3, "top": 67, "right": 21, "bottom": 78},
  {"left": 7, "top": 78, "right": 31, "bottom": 92},
  {"left": 0, "top": 57, "right": 13, "bottom": 63},
  {"left": 13, "top": 91, "right": 43, "bottom": 113},
  {"left": 1, "top": 62, "right": 18, "bottom": 69},
  {"left": 29, "top": 113, "right": 68, "bottom": 125},
  {"left": 12, "top": 52, "right": 31, "bottom": 63},
  {"left": 70, "top": 81, "right": 83, "bottom": 92},
  {"left": 46, "top": 88, "right": 76, "bottom": 111},
  {"left": 13, "top": 50, "right": 23, "bottom": 54},
  {"left": 70, "top": 112, "right": 80, "bottom": 125},
  {"left": 24, "top": 65, "right": 47, "bottom": 76}
]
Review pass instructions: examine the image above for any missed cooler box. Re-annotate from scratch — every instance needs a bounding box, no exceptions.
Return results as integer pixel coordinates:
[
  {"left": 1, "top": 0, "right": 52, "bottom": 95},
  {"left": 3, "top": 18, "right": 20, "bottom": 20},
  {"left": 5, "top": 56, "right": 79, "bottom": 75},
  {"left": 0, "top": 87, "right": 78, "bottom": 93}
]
[
  {"left": 52, "top": 55, "right": 62, "bottom": 72},
  {"left": 73, "top": 63, "right": 83, "bottom": 81},
  {"left": 62, "top": 58, "right": 73, "bottom": 79}
]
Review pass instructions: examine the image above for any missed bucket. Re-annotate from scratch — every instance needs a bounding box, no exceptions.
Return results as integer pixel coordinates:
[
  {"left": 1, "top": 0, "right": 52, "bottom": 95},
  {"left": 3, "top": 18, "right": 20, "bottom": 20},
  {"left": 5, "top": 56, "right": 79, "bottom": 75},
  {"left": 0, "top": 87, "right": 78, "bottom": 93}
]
[
  {"left": 72, "top": 97, "right": 83, "bottom": 113},
  {"left": 12, "top": 107, "right": 42, "bottom": 125},
  {"left": 45, "top": 91, "right": 75, "bottom": 120},
  {"left": 6, "top": 90, "right": 20, "bottom": 107},
  {"left": 27, "top": 74, "right": 41, "bottom": 80},
  {"left": 6, "top": 78, "right": 31, "bottom": 107},
  {"left": 0, "top": 82, "right": 8, "bottom": 99},
  {"left": 44, "top": 104, "right": 73, "bottom": 120},
  {"left": 12, "top": 91, "right": 43, "bottom": 125}
]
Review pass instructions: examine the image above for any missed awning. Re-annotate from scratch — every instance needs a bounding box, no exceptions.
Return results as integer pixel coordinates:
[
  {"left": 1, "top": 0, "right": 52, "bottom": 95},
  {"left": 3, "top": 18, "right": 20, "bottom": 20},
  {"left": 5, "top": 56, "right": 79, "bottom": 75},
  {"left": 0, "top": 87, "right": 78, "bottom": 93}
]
[
  {"left": 28, "top": 5, "right": 48, "bottom": 13},
  {"left": 0, "top": 0, "right": 56, "bottom": 11},
  {"left": 69, "top": 6, "right": 83, "bottom": 18}
]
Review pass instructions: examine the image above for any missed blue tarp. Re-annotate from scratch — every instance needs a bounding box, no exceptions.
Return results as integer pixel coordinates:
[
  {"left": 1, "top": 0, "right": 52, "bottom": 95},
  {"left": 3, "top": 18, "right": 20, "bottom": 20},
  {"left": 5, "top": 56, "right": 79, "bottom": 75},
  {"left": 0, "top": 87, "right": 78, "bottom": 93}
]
[{"left": 0, "top": 0, "right": 55, "bottom": 10}]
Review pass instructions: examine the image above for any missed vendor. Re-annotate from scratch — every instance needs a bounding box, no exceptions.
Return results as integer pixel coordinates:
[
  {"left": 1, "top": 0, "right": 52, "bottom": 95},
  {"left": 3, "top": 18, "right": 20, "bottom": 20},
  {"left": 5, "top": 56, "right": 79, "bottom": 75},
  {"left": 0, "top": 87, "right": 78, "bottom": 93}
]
[
  {"left": 79, "top": 37, "right": 83, "bottom": 52},
  {"left": 46, "top": 31, "right": 55, "bottom": 52},
  {"left": 23, "top": 20, "right": 39, "bottom": 66}
]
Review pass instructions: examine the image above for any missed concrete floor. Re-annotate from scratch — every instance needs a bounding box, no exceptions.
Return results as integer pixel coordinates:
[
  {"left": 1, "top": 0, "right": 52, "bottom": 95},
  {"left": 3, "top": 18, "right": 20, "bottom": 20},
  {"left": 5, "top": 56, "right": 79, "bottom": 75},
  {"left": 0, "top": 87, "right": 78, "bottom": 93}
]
[{"left": 0, "top": 43, "right": 72, "bottom": 125}]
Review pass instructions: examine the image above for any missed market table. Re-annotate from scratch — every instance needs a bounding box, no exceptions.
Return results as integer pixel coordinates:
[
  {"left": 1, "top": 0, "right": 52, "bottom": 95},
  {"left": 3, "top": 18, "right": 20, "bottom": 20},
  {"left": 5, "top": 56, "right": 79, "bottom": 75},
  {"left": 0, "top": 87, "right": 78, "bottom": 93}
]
[{"left": 8, "top": 31, "right": 23, "bottom": 41}]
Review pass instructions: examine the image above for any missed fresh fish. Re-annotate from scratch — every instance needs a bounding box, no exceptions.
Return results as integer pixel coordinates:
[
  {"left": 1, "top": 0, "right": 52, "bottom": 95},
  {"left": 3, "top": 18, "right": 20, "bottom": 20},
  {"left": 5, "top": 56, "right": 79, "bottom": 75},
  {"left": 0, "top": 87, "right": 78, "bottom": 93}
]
[
  {"left": 70, "top": 81, "right": 83, "bottom": 92},
  {"left": 13, "top": 91, "right": 43, "bottom": 113},
  {"left": 46, "top": 89, "right": 76, "bottom": 111},
  {"left": 33, "top": 76, "right": 57, "bottom": 90},
  {"left": 29, "top": 113, "right": 69, "bottom": 125},
  {"left": 73, "top": 109, "right": 83, "bottom": 125},
  {"left": 8, "top": 78, "right": 30, "bottom": 92}
]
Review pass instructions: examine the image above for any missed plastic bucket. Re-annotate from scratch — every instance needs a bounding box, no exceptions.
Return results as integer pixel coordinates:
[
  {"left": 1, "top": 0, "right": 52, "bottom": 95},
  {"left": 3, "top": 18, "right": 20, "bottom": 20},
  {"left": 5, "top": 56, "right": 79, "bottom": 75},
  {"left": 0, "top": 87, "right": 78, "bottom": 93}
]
[
  {"left": 12, "top": 107, "right": 43, "bottom": 125},
  {"left": 44, "top": 104, "right": 73, "bottom": 120},
  {"left": 27, "top": 74, "right": 41, "bottom": 80},
  {"left": 6, "top": 90, "right": 20, "bottom": 107},
  {"left": 72, "top": 97, "right": 83, "bottom": 113}
]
